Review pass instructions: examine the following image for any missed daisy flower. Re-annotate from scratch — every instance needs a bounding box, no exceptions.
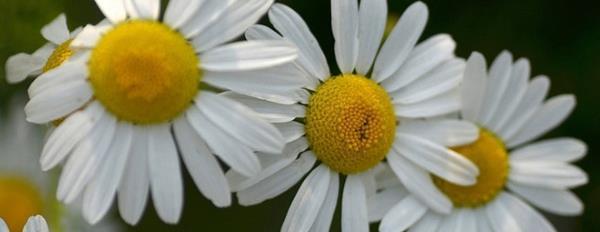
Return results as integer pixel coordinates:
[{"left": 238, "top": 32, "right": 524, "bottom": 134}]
[
  {"left": 23, "top": 0, "right": 297, "bottom": 225},
  {"left": 0, "top": 96, "right": 121, "bottom": 232},
  {"left": 226, "top": 1, "right": 482, "bottom": 231},
  {"left": 371, "top": 51, "right": 588, "bottom": 232},
  {"left": 5, "top": 13, "right": 80, "bottom": 84}
]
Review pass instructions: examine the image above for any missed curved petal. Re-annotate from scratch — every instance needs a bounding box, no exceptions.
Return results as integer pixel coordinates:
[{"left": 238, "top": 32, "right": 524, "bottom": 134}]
[
  {"left": 41, "top": 13, "right": 70, "bottom": 44},
  {"left": 477, "top": 51, "right": 513, "bottom": 126},
  {"left": 356, "top": 0, "right": 387, "bottom": 75},
  {"left": 269, "top": 3, "right": 330, "bottom": 80},
  {"left": 460, "top": 52, "right": 488, "bottom": 121},
  {"left": 200, "top": 40, "right": 298, "bottom": 72},
  {"left": 282, "top": 165, "right": 333, "bottom": 232},
  {"left": 174, "top": 118, "right": 231, "bottom": 207},
  {"left": 147, "top": 125, "right": 184, "bottom": 224},
  {"left": 372, "top": 2, "right": 428, "bottom": 82},
  {"left": 94, "top": 0, "right": 127, "bottom": 23},
  {"left": 331, "top": 0, "right": 359, "bottom": 73},
  {"left": 396, "top": 119, "right": 479, "bottom": 147},
  {"left": 379, "top": 196, "right": 427, "bottom": 232},
  {"left": 5, "top": 53, "right": 45, "bottom": 84},
  {"left": 118, "top": 127, "right": 150, "bottom": 225},
  {"left": 508, "top": 182, "right": 583, "bottom": 216},
  {"left": 342, "top": 175, "right": 369, "bottom": 232},
  {"left": 510, "top": 138, "right": 587, "bottom": 162}
]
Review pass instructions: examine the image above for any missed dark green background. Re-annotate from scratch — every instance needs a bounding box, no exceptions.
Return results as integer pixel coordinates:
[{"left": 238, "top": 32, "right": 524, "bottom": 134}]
[{"left": 0, "top": 0, "right": 598, "bottom": 231}]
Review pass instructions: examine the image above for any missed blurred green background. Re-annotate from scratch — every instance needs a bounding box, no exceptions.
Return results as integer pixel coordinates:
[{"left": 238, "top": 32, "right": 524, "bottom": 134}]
[{"left": 0, "top": 0, "right": 598, "bottom": 231}]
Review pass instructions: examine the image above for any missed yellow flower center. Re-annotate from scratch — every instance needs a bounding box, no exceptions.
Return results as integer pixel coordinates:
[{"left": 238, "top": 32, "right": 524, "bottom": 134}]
[
  {"left": 433, "top": 128, "right": 509, "bottom": 207},
  {"left": 0, "top": 176, "right": 44, "bottom": 232},
  {"left": 89, "top": 20, "right": 200, "bottom": 124},
  {"left": 43, "top": 39, "right": 74, "bottom": 73},
  {"left": 305, "top": 74, "right": 396, "bottom": 174}
]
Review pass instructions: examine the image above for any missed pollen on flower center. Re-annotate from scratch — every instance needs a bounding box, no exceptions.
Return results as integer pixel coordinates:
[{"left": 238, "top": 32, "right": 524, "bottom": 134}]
[
  {"left": 305, "top": 74, "right": 396, "bottom": 174},
  {"left": 43, "top": 39, "right": 73, "bottom": 72},
  {"left": 433, "top": 128, "right": 509, "bottom": 207},
  {"left": 89, "top": 20, "right": 200, "bottom": 124},
  {"left": 0, "top": 177, "right": 44, "bottom": 232}
]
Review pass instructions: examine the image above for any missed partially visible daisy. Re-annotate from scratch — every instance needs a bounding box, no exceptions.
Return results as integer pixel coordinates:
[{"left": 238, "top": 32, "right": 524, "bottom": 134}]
[
  {"left": 371, "top": 51, "right": 588, "bottom": 232},
  {"left": 24, "top": 0, "right": 296, "bottom": 225},
  {"left": 227, "top": 1, "right": 481, "bottom": 231},
  {"left": 5, "top": 13, "right": 80, "bottom": 83},
  {"left": 0, "top": 96, "right": 122, "bottom": 232}
]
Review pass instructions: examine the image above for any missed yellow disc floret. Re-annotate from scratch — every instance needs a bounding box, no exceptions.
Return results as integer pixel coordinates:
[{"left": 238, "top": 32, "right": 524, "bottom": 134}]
[
  {"left": 305, "top": 74, "right": 396, "bottom": 174},
  {"left": 43, "top": 39, "right": 73, "bottom": 72},
  {"left": 0, "top": 177, "right": 44, "bottom": 232},
  {"left": 89, "top": 20, "right": 200, "bottom": 124},
  {"left": 433, "top": 128, "right": 509, "bottom": 207}
]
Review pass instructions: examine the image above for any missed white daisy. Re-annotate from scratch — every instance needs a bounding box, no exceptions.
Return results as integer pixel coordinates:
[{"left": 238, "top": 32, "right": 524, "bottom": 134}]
[
  {"left": 0, "top": 96, "right": 121, "bottom": 232},
  {"left": 23, "top": 0, "right": 297, "bottom": 225},
  {"left": 5, "top": 13, "right": 81, "bottom": 84},
  {"left": 226, "top": 1, "right": 482, "bottom": 231},
  {"left": 371, "top": 51, "right": 588, "bottom": 232}
]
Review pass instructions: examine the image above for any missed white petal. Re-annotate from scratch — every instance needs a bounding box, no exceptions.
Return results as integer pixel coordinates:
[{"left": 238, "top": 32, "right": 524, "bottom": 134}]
[
  {"left": 201, "top": 40, "right": 298, "bottom": 72},
  {"left": 374, "top": 164, "right": 402, "bottom": 190},
  {"left": 222, "top": 92, "right": 305, "bottom": 123},
  {"left": 393, "top": 133, "right": 478, "bottom": 186},
  {"left": 367, "top": 187, "right": 406, "bottom": 222},
  {"left": 23, "top": 215, "right": 49, "bottom": 232},
  {"left": 26, "top": 79, "right": 92, "bottom": 124},
  {"left": 443, "top": 209, "right": 477, "bottom": 232},
  {"left": 342, "top": 175, "right": 369, "bottom": 232},
  {"left": 487, "top": 58, "right": 530, "bottom": 131},
  {"left": 355, "top": 0, "right": 387, "bottom": 75},
  {"left": 497, "top": 192, "right": 556, "bottom": 232},
  {"left": 41, "top": 104, "right": 103, "bottom": 171},
  {"left": 197, "top": 92, "right": 285, "bottom": 154},
  {"left": 282, "top": 165, "right": 333, "bottom": 232},
  {"left": 381, "top": 34, "right": 456, "bottom": 91},
  {"left": 379, "top": 196, "right": 427, "bottom": 232},
  {"left": 409, "top": 212, "right": 442, "bottom": 232},
  {"left": 506, "top": 95, "right": 576, "bottom": 148},
  {"left": 163, "top": 0, "right": 204, "bottom": 29},
  {"left": 391, "top": 58, "right": 464, "bottom": 104},
  {"left": 0, "top": 218, "right": 7, "bottom": 232},
  {"left": 460, "top": 52, "right": 488, "bottom": 121},
  {"left": 229, "top": 138, "right": 308, "bottom": 192},
  {"left": 276, "top": 122, "right": 305, "bottom": 143},
  {"left": 477, "top": 51, "right": 513, "bottom": 126},
  {"left": 309, "top": 172, "right": 339, "bottom": 232},
  {"left": 71, "top": 25, "right": 102, "bottom": 48},
  {"left": 508, "top": 182, "right": 583, "bottom": 216},
  {"left": 510, "top": 138, "right": 587, "bottom": 162},
  {"left": 147, "top": 125, "right": 184, "bottom": 224},
  {"left": 475, "top": 208, "right": 494, "bottom": 232},
  {"left": 387, "top": 152, "right": 452, "bottom": 214},
  {"left": 331, "top": 0, "right": 359, "bottom": 73},
  {"left": 509, "top": 161, "right": 587, "bottom": 189},
  {"left": 397, "top": 119, "right": 479, "bottom": 147},
  {"left": 118, "top": 127, "right": 150, "bottom": 225},
  {"left": 191, "top": 0, "right": 273, "bottom": 52},
  {"left": 5, "top": 53, "right": 46, "bottom": 84},
  {"left": 83, "top": 122, "right": 133, "bottom": 224},
  {"left": 178, "top": 0, "right": 230, "bottom": 38},
  {"left": 269, "top": 3, "right": 330, "bottom": 80},
  {"left": 485, "top": 196, "right": 522, "bottom": 232},
  {"left": 32, "top": 43, "right": 55, "bottom": 59},
  {"left": 202, "top": 63, "right": 307, "bottom": 104},
  {"left": 245, "top": 24, "right": 282, "bottom": 40},
  {"left": 372, "top": 2, "right": 428, "bottom": 82},
  {"left": 236, "top": 151, "right": 317, "bottom": 206},
  {"left": 394, "top": 90, "right": 461, "bottom": 118},
  {"left": 28, "top": 60, "right": 88, "bottom": 98},
  {"left": 94, "top": 0, "right": 127, "bottom": 23},
  {"left": 124, "top": 0, "right": 160, "bottom": 20},
  {"left": 57, "top": 113, "right": 116, "bottom": 203},
  {"left": 173, "top": 118, "right": 231, "bottom": 207},
  {"left": 41, "top": 13, "right": 70, "bottom": 44},
  {"left": 186, "top": 105, "right": 261, "bottom": 177},
  {"left": 497, "top": 76, "right": 549, "bottom": 140}
]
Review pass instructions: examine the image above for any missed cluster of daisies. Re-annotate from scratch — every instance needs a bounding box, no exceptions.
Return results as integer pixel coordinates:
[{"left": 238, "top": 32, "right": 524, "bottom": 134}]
[{"left": 2, "top": 0, "right": 587, "bottom": 231}]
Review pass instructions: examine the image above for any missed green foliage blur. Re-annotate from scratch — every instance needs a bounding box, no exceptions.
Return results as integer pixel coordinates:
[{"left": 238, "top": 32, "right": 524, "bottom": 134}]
[{"left": 0, "top": 0, "right": 598, "bottom": 231}]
